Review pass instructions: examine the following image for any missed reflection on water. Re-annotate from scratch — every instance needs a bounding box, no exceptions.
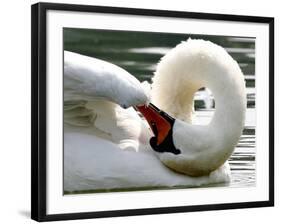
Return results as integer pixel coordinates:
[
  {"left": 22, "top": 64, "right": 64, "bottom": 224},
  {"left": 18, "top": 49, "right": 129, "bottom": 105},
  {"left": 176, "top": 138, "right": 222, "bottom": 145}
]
[{"left": 64, "top": 28, "right": 256, "bottom": 188}]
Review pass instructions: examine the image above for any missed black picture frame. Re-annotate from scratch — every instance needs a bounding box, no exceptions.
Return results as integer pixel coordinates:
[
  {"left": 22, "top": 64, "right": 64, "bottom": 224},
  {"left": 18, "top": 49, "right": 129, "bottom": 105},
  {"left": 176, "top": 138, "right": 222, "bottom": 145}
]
[{"left": 31, "top": 2, "right": 274, "bottom": 222}]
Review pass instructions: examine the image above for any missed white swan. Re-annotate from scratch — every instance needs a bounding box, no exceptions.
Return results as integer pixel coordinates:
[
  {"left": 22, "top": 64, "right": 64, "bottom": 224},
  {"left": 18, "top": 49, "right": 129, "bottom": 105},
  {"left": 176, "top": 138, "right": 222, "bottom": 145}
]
[{"left": 64, "top": 39, "right": 246, "bottom": 192}]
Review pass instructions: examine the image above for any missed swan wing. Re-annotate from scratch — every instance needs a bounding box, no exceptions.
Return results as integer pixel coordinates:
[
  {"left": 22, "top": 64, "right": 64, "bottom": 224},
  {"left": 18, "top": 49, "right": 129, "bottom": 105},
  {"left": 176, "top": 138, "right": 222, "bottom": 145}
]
[
  {"left": 64, "top": 51, "right": 151, "bottom": 149},
  {"left": 64, "top": 51, "right": 149, "bottom": 108}
]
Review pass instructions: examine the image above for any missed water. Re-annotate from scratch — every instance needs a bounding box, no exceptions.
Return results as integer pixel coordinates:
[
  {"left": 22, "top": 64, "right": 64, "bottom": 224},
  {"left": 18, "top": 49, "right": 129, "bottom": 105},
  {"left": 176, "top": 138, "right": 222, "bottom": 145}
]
[{"left": 64, "top": 28, "right": 256, "bottom": 189}]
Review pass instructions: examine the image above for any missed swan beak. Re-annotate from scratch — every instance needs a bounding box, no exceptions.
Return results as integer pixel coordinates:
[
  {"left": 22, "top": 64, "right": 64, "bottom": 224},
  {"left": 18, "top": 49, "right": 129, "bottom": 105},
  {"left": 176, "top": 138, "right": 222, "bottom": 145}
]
[{"left": 135, "top": 103, "right": 181, "bottom": 155}]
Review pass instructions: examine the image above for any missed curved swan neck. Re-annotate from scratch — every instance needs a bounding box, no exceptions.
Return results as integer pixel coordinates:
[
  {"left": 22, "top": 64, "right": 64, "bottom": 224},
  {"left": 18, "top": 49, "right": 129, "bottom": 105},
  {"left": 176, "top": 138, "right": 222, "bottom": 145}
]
[
  {"left": 151, "top": 39, "right": 246, "bottom": 176},
  {"left": 152, "top": 40, "right": 246, "bottom": 128},
  {"left": 207, "top": 66, "right": 246, "bottom": 134}
]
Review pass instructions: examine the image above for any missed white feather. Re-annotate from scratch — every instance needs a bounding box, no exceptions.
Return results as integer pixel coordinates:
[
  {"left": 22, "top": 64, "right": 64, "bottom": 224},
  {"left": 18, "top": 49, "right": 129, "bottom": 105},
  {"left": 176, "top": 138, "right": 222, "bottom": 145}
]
[{"left": 64, "top": 39, "right": 245, "bottom": 192}]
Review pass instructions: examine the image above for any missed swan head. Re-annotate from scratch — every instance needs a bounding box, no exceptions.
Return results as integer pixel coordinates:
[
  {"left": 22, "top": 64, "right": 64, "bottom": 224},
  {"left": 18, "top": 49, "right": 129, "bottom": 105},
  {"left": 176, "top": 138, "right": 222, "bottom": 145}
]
[{"left": 136, "top": 103, "right": 181, "bottom": 155}]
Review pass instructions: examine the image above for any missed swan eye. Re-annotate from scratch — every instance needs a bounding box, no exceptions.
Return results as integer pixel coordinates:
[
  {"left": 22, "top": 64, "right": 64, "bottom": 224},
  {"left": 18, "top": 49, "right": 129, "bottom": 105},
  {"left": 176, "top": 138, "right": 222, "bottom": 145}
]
[{"left": 121, "top": 104, "right": 128, "bottom": 109}]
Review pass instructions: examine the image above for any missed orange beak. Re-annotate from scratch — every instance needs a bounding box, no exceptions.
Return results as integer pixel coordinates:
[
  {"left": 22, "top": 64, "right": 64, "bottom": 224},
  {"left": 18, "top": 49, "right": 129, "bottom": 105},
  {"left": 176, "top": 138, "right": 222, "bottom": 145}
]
[{"left": 135, "top": 103, "right": 181, "bottom": 155}]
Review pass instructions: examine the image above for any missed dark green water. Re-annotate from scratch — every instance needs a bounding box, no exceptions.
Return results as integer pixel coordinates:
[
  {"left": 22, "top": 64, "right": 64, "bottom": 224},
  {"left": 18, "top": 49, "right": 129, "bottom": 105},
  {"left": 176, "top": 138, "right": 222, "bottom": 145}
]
[{"left": 64, "top": 28, "right": 256, "bottom": 190}]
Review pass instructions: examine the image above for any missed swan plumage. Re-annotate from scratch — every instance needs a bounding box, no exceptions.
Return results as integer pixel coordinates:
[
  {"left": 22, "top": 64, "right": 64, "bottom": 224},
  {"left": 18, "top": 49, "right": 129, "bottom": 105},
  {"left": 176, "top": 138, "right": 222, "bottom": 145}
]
[
  {"left": 151, "top": 39, "right": 246, "bottom": 176},
  {"left": 64, "top": 51, "right": 149, "bottom": 108},
  {"left": 64, "top": 39, "right": 245, "bottom": 192}
]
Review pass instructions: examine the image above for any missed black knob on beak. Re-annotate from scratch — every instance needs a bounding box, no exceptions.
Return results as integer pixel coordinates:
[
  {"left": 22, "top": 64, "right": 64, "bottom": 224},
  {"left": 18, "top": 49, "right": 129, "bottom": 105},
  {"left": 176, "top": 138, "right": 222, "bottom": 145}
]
[{"left": 135, "top": 103, "right": 181, "bottom": 155}]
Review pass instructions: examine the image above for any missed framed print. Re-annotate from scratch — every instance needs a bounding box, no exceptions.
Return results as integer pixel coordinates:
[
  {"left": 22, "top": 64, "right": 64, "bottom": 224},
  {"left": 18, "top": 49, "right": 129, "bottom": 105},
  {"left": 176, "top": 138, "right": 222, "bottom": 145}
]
[{"left": 31, "top": 2, "right": 274, "bottom": 222}]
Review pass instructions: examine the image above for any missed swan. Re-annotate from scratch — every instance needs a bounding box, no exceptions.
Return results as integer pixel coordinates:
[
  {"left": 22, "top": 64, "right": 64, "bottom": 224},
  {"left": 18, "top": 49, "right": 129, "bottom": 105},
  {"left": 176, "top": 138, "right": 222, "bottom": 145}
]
[{"left": 64, "top": 39, "right": 246, "bottom": 192}]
